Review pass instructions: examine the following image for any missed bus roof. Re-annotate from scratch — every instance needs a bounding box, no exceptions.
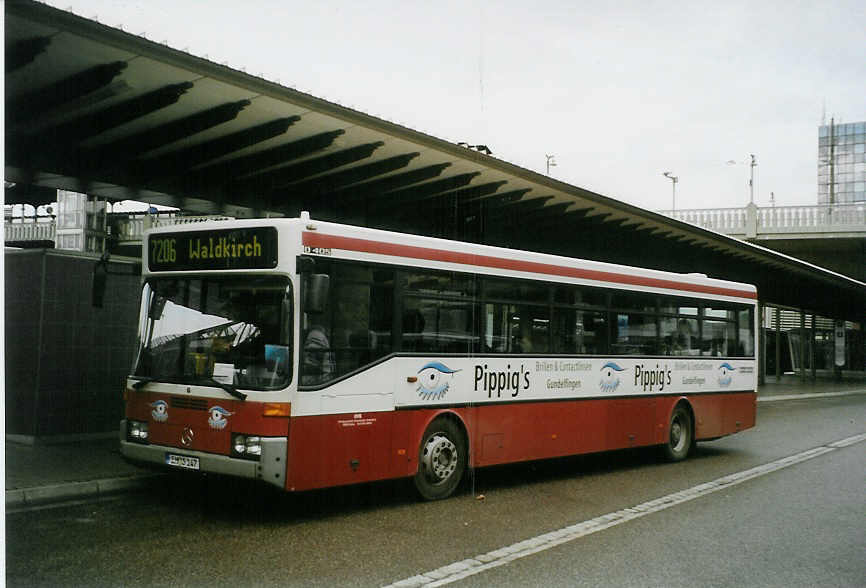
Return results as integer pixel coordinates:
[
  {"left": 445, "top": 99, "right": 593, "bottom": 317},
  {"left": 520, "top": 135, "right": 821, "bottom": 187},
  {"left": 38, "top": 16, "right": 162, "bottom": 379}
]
[{"left": 146, "top": 216, "right": 757, "bottom": 302}]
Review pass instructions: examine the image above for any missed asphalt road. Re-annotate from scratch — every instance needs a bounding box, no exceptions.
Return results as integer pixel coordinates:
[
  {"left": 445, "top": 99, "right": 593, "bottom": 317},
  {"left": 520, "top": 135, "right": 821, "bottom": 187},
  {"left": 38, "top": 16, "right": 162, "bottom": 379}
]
[{"left": 6, "top": 395, "right": 865, "bottom": 587}]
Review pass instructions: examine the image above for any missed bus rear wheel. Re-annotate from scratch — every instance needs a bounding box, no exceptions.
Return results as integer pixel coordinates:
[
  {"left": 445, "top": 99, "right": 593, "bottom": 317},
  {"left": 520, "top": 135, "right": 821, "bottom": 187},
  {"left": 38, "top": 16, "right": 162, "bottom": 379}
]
[
  {"left": 414, "top": 418, "right": 466, "bottom": 500},
  {"left": 662, "top": 404, "right": 693, "bottom": 462}
]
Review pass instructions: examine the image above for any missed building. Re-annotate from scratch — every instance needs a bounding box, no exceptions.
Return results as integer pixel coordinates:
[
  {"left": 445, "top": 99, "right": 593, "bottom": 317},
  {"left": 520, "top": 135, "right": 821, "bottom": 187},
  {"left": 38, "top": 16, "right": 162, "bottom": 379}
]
[{"left": 818, "top": 119, "right": 866, "bottom": 204}]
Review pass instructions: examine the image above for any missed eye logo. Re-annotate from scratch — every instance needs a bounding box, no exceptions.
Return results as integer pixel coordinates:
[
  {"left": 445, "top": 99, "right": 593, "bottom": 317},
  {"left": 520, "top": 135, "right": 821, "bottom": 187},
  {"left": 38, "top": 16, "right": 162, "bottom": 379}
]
[
  {"left": 599, "top": 361, "right": 625, "bottom": 393},
  {"left": 208, "top": 406, "right": 233, "bottom": 430},
  {"left": 718, "top": 362, "right": 736, "bottom": 387},
  {"left": 417, "top": 361, "right": 460, "bottom": 401},
  {"left": 150, "top": 400, "right": 168, "bottom": 422}
]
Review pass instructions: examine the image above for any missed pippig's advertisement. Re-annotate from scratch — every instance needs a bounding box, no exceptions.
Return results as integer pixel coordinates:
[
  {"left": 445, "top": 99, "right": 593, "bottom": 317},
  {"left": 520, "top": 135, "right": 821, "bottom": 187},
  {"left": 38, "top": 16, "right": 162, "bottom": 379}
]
[{"left": 396, "top": 357, "right": 755, "bottom": 407}]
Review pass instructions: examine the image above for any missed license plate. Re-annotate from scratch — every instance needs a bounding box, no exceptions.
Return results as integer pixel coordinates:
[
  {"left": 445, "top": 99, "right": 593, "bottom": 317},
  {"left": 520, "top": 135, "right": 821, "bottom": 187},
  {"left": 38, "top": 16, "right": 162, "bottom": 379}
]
[{"left": 165, "top": 453, "right": 200, "bottom": 470}]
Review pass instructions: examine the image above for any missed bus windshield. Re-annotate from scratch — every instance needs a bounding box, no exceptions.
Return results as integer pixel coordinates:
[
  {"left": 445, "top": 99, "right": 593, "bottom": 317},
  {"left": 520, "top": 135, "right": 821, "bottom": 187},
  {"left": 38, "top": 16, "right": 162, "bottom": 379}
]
[{"left": 132, "top": 276, "right": 292, "bottom": 391}]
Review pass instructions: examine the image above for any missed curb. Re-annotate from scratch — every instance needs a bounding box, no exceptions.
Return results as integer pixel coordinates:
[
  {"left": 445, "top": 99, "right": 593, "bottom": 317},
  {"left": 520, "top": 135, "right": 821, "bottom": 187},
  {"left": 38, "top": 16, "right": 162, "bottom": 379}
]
[{"left": 6, "top": 474, "right": 165, "bottom": 511}]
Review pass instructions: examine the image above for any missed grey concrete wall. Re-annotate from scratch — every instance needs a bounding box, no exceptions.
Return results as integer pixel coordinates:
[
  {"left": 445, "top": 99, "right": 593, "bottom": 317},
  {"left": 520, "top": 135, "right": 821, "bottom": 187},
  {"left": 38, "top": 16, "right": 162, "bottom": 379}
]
[{"left": 5, "top": 249, "right": 140, "bottom": 437}]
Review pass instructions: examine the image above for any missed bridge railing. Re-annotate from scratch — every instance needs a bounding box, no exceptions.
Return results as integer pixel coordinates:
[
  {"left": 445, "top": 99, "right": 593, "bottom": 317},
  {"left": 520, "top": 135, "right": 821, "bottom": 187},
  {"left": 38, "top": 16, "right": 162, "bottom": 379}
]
[
  {"left": 663, "top": 207, "right": 748, "bottom": 234},
  {"left": 112, "top": 214, "right": 234, "bottom": 243},
  {"left": 4, "top": 213, "right": 234, "bottom": 247},
  {"left": 756, "top": 203, "right": 866, "bottom": 233},
  {"left": 661, "top": 203, "right": 866, "bottom": 236},
  {"left": 4, "top": 221, "right": 56, "bottom": 242}
]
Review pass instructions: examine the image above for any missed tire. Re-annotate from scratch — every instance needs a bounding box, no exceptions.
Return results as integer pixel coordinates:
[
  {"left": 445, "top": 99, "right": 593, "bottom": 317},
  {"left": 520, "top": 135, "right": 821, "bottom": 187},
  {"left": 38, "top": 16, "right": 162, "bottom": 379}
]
[
  {"left": 413, "top": 417, "right": 467, "bottom": 500},
  {"left": 662, "top": 404, "right": 693, "bottom": 462}
]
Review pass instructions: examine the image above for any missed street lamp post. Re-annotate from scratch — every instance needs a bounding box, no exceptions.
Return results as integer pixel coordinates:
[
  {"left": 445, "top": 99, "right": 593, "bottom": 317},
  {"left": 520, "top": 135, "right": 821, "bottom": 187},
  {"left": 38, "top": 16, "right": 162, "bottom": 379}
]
[
  {"left": 545, "top": 154, "right": 557, "bottom": 175},
  {"left": 662, "top": 171, "right": 678, "bottom": 211},
  {"left": 748, "top": 153, "right": 757, "bottom": 205},
  {"left": 727, "top": 155, "right": 757, "bottom": 205}
]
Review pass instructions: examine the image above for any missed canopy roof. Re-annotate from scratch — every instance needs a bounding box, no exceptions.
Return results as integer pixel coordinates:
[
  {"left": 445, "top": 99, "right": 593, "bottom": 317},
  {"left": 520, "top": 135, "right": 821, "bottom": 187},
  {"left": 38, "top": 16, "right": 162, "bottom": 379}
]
[{"left": 5, "top": 1, "right": 864, "bottom": 319}]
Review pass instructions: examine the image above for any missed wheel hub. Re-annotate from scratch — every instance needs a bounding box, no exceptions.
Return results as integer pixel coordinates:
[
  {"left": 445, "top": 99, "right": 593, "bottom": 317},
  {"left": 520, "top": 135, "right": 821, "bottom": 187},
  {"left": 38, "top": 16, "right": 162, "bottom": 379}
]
[
  {"left": 421, "top": 434, "right": 458, "bottom": 483},
  {"left": 671, "top": 418, "right": 684, "bottom": 451}
]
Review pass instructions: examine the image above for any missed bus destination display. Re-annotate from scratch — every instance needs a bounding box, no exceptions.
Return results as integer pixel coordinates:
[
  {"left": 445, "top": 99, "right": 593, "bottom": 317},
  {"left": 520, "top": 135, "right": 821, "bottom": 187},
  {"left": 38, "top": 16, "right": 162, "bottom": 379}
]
[{"left": 148, "top": 227, "right": 278, "bottom": 271}]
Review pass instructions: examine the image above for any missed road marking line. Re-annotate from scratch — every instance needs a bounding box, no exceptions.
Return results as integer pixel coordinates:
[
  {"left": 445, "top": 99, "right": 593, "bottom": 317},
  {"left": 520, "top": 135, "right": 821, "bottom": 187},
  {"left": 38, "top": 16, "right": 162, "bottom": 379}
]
[
  {"left": 385, "top": 432, "right": 866, "bottom": 588},
  {"left": 758, "top": 390, "right": 866, "bottom": 403}
]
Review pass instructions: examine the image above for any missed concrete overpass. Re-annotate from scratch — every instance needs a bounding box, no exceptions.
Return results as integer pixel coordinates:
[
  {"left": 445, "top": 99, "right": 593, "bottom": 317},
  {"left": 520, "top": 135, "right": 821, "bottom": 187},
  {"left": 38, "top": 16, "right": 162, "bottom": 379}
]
[{"left": 662, "top": 203, "right": 866, "bottom": 282}]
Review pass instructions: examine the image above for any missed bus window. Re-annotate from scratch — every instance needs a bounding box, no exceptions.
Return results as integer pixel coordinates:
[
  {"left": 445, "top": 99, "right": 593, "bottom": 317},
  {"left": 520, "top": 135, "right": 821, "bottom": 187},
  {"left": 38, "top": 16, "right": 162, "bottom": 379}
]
[
  {"left": 301, "top": 323, "right": 334, "bottom": 385},
  {"left": 403, "top": 297, "right": 477, "bottom": 354},
  {"left": 661, "top": 316, "right": 698, "bottom": 356},
  {"left": 482, "top": 303, "right": 550, "bottom": 353},
  {"left": 612, "top": 312, "right": 658, "bottom": 355},
  {"left": 659, "top": 298, "right": 699, "bottom": 316},
  {"left": 553, "top": 308, "right": 607, "bottom": 354},
  {"left": 611, "top": 291, "right": 657, "bottom": 312},
  {"left": 405, "top": 269, "right": 476, "bottom": 298},
  {"left": 300, "top": 261, "right": 394, "bottom": 384},
  {"left": 553, "top": 284, "right": 607, "bottom": 308},
  {"left": 133, "top": 276, "right": 292, "bottom": 390},
  {"left": 702, "top": 319, "right": 737, "bottom": 356},
  {"left": 484, "top": 277, "right": 547, "bottom": 303},
  {"left": 738, "top": 308, "right": 755, "bottom": 356},
  {"left": 517, "top": 304, "right": 550, "bottom": 353}
]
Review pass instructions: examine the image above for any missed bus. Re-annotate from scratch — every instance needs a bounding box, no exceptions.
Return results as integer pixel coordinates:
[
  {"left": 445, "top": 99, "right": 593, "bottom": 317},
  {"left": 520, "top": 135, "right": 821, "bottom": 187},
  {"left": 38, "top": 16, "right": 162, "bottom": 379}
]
[{"left": 121, "top": 213, "right": 757, "bottom": 500}]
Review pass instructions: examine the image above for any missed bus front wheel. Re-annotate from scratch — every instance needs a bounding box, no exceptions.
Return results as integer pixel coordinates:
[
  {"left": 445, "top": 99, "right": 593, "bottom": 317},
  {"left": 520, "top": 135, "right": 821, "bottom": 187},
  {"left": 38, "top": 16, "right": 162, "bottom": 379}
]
[
  {"left": 414, "top": 418, "right": 466, "bottom": 500},
  {"left": 662, "top": 404, "right": 693, "bottom": 462}
]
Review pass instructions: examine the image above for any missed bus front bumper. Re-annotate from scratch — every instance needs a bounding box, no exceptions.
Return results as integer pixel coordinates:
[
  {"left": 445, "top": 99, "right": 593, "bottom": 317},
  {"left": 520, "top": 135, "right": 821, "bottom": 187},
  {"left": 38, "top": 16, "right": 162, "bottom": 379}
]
[{"left": 119, "top": 420, "right": 287, "bottom": 490}]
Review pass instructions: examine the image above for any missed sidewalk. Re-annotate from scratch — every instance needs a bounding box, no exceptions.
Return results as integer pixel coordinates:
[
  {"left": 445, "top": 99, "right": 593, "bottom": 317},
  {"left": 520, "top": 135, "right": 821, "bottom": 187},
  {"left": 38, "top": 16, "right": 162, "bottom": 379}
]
[
  {"left": 6, "top": 379, "right": 866, "bottom": 511},
  {"left": 5, "top": 435, "right": 163, "bottom": 511}
]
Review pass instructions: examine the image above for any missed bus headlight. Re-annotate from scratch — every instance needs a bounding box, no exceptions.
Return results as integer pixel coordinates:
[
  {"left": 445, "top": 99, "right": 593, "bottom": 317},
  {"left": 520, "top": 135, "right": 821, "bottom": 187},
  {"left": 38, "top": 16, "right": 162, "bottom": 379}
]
[
  {"left": 231, "top": 434, "right": 262, "bottom": 460},
  {"left": 128, "top": 420, "right": 149, "bottom": 443}
]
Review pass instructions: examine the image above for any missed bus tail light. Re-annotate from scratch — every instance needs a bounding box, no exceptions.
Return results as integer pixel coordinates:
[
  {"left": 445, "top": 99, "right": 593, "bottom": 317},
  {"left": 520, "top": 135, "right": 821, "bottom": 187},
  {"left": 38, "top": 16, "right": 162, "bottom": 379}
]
[{"left": 263, "top": 402, "right": 291, "bottom": 417}]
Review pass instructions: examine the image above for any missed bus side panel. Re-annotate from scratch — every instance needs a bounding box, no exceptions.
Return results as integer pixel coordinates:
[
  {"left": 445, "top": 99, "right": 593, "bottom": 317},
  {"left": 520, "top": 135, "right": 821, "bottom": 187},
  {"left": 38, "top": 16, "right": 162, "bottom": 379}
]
[
  {"left": 607, "top": 397, "right": 657, "bottom": 450},
  {"left": 284, "top": 392, "right": 756, "bottom": 491},
  {"left": 470, "top": 393, "right": 756, "bottom": 468},
  {"left": 691, "top": 392, "right": 756, "bottom": 440},
  {"left": 286, "top": 411, "right": 399, "bottom": 492},
  {"left": 691, "top": 395, "right": 724, "bottom": 439},
  {"left": 470, "top": 399, "right": 634, "bottom": 468},
  {"left": 723, "top": 391, "right": 756, "bottom": 435},
  {"left": 285, "top": 416, "right": 319, "bottom": 491}
]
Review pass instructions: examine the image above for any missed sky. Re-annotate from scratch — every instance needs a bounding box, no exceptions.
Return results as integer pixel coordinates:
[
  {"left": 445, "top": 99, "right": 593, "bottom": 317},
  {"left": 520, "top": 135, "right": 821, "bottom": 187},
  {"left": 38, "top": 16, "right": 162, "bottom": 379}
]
[{"left": 44, "top": 0, "right": 866, "bottom": 212}]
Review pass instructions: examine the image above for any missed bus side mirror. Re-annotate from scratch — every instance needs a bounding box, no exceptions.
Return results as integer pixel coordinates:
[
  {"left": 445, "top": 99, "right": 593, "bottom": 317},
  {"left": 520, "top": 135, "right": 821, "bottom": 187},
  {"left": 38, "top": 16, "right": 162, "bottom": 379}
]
[
  {"left": 304, "top": 274, "right": 330, "bottom": 314},
  {"left": 149, "top": 296, "right": 167, "bottom": 321},
  {"left": 92, "top": 253, "right": 112, "bottom": 308},
  {"left": 92, "top": 262, "right": 108, "bottom": 308}
]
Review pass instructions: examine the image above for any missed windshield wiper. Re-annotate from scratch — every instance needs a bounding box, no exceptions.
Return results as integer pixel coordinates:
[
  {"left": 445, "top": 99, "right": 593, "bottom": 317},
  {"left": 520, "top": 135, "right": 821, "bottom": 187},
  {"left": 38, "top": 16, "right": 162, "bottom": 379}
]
[
  {"left": 198, "top": 378, "right": 247, "bottom": 401},
  {"left": 131, "top": 376, "right": 157, "bottom": 390},
  {"left": 132, "top": 374, "right": 246, "bottom": 400}
]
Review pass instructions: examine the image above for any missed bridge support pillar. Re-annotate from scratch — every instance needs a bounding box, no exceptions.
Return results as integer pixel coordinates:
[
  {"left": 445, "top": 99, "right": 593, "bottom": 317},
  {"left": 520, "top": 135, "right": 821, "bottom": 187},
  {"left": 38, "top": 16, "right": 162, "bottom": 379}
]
[
  {"left": 745, "top": 202, "right": 758, "bottom": 240},
  {"left": 810, "top": 315, "right": 817, "bottom": 380},
  {"left": 758, "top": 302, "right": 766, "bottom": 386},
  {"left": 775, "top": 306, "right": 782, "bottom": 382},
  {"left": 800, "top": 311, "right": 807, "bottom": 382}
]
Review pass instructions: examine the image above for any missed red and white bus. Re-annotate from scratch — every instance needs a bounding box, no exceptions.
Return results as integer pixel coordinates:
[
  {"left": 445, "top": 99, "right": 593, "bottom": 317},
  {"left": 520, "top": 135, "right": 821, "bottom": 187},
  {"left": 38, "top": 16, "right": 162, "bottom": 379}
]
[{"left": 121, "top": 213, "right": 757, "bottom": 499}]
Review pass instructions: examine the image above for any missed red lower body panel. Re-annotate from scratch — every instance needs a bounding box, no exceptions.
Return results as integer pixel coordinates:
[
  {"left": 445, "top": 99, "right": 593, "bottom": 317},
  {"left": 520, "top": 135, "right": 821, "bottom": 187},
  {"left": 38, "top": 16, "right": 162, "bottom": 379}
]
[{"left": 285, "top": 391, "right": 756, "bottom": 492}]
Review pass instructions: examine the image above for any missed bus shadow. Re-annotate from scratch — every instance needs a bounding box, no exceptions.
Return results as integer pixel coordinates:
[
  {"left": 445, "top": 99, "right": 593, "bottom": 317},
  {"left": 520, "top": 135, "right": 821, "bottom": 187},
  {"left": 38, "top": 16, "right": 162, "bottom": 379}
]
[
  {"left": 460, "top": 442, "right": 744, "bottom": 496},
  {"left": 148, "top": 443, "right": 744, "bottom": 522},
  {"left": 464, "top": 447, "right": 659, "bottom": 494},
  {"left": 149, "top": 471, "right": 421, "bottom": 522}
]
